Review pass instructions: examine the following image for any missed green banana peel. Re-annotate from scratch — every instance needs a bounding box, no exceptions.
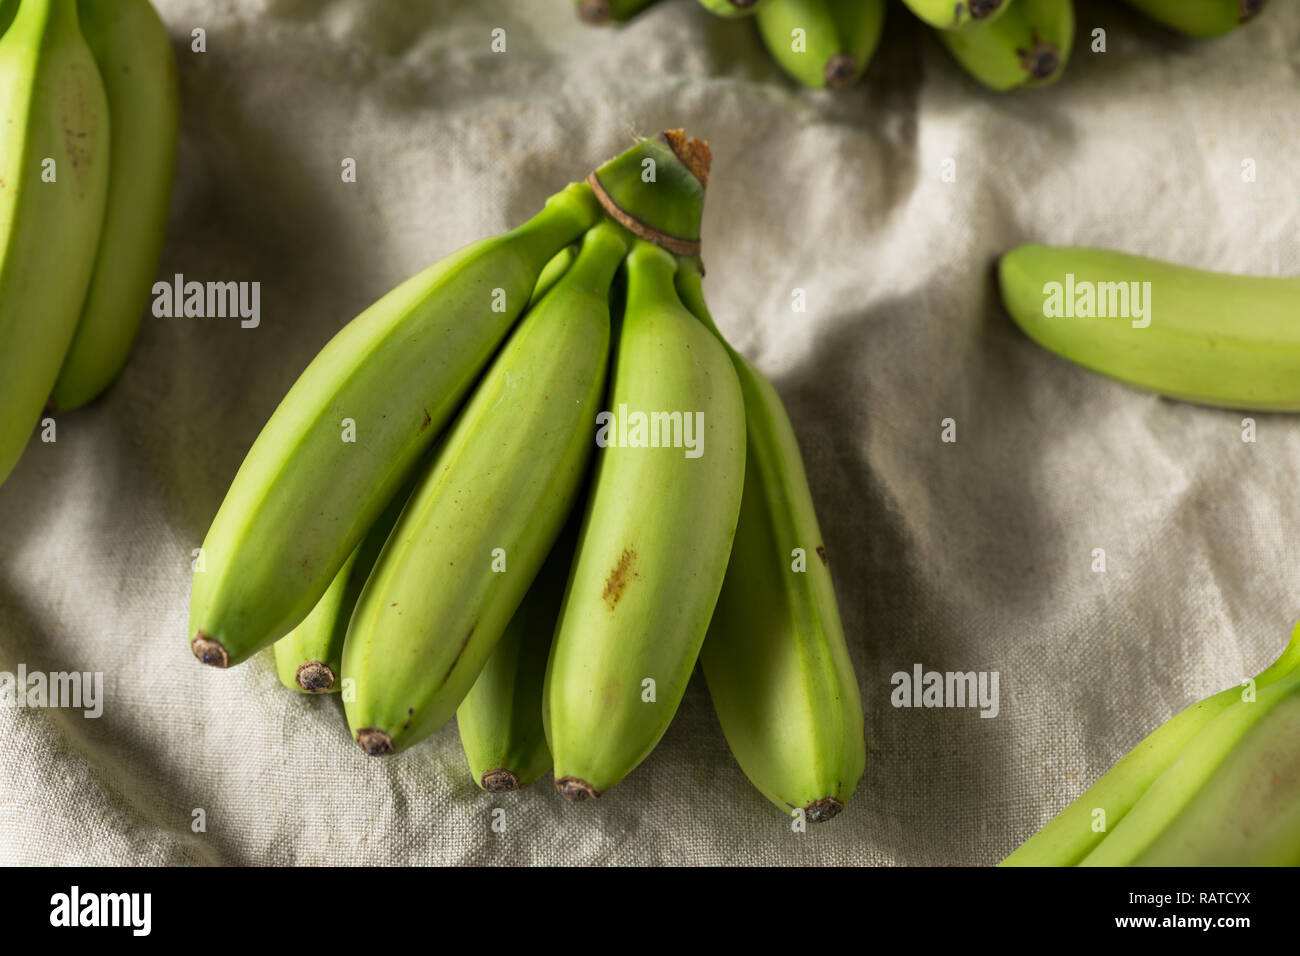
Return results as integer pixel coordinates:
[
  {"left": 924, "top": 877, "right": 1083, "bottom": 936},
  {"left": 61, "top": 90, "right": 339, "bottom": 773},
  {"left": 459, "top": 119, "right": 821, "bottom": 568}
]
[
  {"left": 697, "top": 0, "right": 771, "bottom": 19},
  {"left": 587, "top": 130, "right": 710, "bottom": 256},
  {"left": 1120, "top": 0, "right": 1267, "bottom": 38},
  {"left": 936, "top": 0, "right": 1075, "bottom": 91},
  {"left": 999, "top": 244, "right": 1300, "bottom": 411},
  {"left": 756, "top": 0, "right": 888, "bottom": 90},
  {"left": 1004, "top": 621, "right": 1300, "bottom": 866}
]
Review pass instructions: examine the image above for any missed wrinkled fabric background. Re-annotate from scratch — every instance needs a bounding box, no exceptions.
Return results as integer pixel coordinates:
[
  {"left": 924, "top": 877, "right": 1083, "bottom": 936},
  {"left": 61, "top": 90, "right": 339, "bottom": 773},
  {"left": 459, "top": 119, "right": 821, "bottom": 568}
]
[{"left": 1, "top": 0, "right": 1298, "bottom": 866}]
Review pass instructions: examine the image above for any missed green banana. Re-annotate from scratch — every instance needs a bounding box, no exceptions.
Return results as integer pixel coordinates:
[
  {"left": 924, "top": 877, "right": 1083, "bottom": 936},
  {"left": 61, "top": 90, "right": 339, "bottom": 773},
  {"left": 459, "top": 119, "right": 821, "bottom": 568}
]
[
  {"left": 188, "top": 182, "right": 601, "bottom": 669},
  {"left": 48, "top": 0, "right": 178, "bottom": 412},
  {"left": 900, "top": 0, "right": 1008, "bottom": 30},
  {"left": 1120, "top": 0, "right": 1267, "bottom": 38},
  {"left": 697, "top": 0, "right": 772, "bottom": 18},
  {"left": 575, "top": 0, "right": 662, "bottom": 24},
  {"left": 1003, "top": 621, "right": 1300, "bottom": 865},
  {"left": 456, "top": 525, "right": 576, "bottom": 792},
  {"left": 675, "top": 258, "right": 865, "bottom": 823},
  {"left": 544, "top": 240, "right": 746, "bottom": 802},
  {"left": 999, "top": 244, "right": 1300, "bottom": 411},
  {"left": 531, "top": 245, "right": 577, "bottom": 307},
  {"left": 342, "top": 221, "right": 627, "bottom": 756},
  {"left": 755, "top": 0, "right": 888, "bottom": 89},
  {"left": 936, "top": 0, "right": 1075, "bottom": 91},
  {"left": 0, "top": 0, "right": 110, "bottom": 486}
]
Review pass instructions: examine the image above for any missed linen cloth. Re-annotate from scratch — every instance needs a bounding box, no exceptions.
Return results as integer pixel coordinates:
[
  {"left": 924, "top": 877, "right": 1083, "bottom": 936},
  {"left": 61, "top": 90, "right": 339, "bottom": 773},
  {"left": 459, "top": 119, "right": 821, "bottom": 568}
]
[{"left": 1, "top": 0, "right": 1298, "bottom": 866}]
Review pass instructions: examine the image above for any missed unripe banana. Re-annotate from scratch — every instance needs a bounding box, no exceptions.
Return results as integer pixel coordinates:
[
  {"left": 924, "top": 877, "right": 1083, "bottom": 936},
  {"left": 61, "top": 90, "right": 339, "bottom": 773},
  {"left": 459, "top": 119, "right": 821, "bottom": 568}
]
[
  {"left": 188, "top": 182, "right": 601, "bottom": 669},
  {"left": 936, "top": 0, "right": 1075, "bottom": 91},
  {"left": 900, "top": 0, "right": 1008, "bottom": 31},
  {"left": 49, "top": 0, "right": 179, "bottom": 412},
  {"left": 1120, "top": 0, "right": 1266, "bottom": 38},
  {"left": 675, "top": 258, "right": 865, "bottom": 823},
  {"left": 999, "top": 244, "right": 1300, "bottom": 411},
  {"left": 532, "top": 245, "right": 577, "bottom": 307},
  {"left": 756, "top": 0, "right": 887, "bottom": 89},
  {"left": 1003, "top": 621, "right": 1300, "bottom": 865},
  {"left": 342, "top": 221, "right": 627, "bottom": 756},
  {"left": 544, "top": 241, "right": 746, "bottom": 802},
  {"left": 456, "top": 526, "right": 575, "bottom": 792},
  {"left": 697, "top": 0, "right": 772, "bottom": 19},
  {"left": 575, "top": 0, "right": 662, "bottom": 24},
  {"left": 0, "top": 0, "right": 110, "bottom": 486}
]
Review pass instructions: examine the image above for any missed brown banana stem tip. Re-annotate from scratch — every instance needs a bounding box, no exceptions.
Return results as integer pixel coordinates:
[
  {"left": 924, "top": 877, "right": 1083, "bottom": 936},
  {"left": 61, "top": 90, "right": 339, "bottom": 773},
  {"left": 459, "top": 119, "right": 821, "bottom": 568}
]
[
  {"left": 578, "top": 0, "right": 611, "bottom": 24},
  {"left": 805, "top": 797, "right": 844, "bottom": 823},
  {"left": 1240, "top": 0, "right": 1266, "bottom": 22},
  {"left": 969, "top": 0, "right": 1004, "bottom": 19},
  {"left": 295, "top": 660, "right": 336, "bottom": 693},
  {"left": 190, "top": 632, "right": 229, "bottom": 668},
  {"left": 824, "top": 54, "right": 859, "bottom": 89},
  {"left": 556, "top": 777, "right": 600, "bottom": 802},
  {"left": 355, "top": 728, "right": 396, "bottom": 756},
  {"left": 1019, "top": 42, "right": 1060, "bottom": 81},
  {"left": 481, "top": 769, "right": 521, "bottom": 792},
  {"left": 730, "top": 0, "right": 760, "bottom": 9},
  {"left": 661, "top": 129, "right": 711, "bottom": 188}
]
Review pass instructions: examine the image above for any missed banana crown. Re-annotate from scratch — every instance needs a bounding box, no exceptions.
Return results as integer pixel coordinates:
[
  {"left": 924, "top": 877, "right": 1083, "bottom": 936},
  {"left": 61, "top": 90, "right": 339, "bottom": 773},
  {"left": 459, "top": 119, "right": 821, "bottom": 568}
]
[{"left": 588, "top": 130, "right": 710, "bottom": 256}]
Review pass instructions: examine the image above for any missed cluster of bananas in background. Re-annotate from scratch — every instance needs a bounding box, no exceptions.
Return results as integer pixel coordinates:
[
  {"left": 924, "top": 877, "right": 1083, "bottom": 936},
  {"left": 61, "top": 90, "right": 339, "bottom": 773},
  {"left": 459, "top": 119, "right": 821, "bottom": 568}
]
[
  {"left": 579, "top": 0, "right": 1268, "bottom": 92},
  {"left": 0, "top": 0, "right": 178, "bottom": 487},
  {"left": 189, "top": 132, "right": 867, "bottom": 820}
]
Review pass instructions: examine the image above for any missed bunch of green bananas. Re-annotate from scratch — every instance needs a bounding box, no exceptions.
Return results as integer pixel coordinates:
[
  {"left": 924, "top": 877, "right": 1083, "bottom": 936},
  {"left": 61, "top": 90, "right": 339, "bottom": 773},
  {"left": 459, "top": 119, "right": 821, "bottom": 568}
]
[
  {"left": 189, "top": 131, "right": 867, "bottom": 819},
  {"left": 1004, "top": 622, "right": 1300, "bottom": 865},
  {"left": 0, "top": 0, "right": 179, "bottom": 487},
  {"left": 580, "top": 0, "right": 1268, "bottom": 93}
]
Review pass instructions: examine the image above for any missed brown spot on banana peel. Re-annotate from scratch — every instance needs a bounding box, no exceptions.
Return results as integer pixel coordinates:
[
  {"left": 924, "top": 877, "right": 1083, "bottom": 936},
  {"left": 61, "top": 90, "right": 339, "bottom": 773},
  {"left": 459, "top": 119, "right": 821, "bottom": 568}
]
[
  {"left": 823, "top": 54, "right": 859, "bottom": 90},
  {"left": 816, "top": 545, "right": 828, "bottom": 566},
  {"left": 191, "top": 632, "right": 229, "bottom": 668},
  {"left": 295, "top": 660, "right": 336, "bottom": 693},
  {"left": 556, "top": 777, "right": 599, "bottom": 802},
  {"left": 601, "top": 548, "right": 637, "bottom": 609},
  {"left": 805, "top": 797, "right": 844, "bottom": 823},
  {"left": 482, "top": 769, "right": 521, "bottom": 792},
  {"left": 355, "top": 728, "right": 396, "bottom": 755},
  {"left": 440, "top": 624, "right": 476, "bottom": 685},
  {"left": 419, "top": 408, "right": 432, "bottom": 432}
]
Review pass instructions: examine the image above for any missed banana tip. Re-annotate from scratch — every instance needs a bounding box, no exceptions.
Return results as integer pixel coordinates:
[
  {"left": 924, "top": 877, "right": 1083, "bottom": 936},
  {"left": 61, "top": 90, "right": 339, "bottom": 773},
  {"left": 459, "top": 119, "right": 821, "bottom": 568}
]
[
  {"left": 824, "top": 55, "right": 859, "bottom": 89},
  {"left": 295, "top": 661, "right": 337, "bottom": 693},
  {"left": 661, "top": 129, "right": 712, "bottom": 188},
  {"left": 578, "top": 0, "right": 610, "bottom": 23},
  {"left": 1021, "top": 44, "right": 1061, "bottom": 82},
  {"left": 481, "top": 769, "right": 521, "bottom": 792},
  {"left": 805, "top": 797, "right": 845, "bottom": 823},
  {"left": 556, "top": 777, "right": 599, "bottom": 803},
  {"left": 190, "top": 632, "right": 229, "bottom": 668},
  {"left": 969, "top": 0, "right": 1004, "bottom": 20},
  {"left": 355, "top": 728, "right": 396, "bottom": 756},
  {"left": 1240, "top": 0, "right": 1266, "bottom": 23}
]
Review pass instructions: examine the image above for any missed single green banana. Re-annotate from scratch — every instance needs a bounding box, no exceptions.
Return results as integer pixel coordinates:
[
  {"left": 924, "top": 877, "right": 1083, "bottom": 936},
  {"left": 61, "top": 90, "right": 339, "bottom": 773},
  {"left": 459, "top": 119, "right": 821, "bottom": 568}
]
[
  {"left": 755, "top": 0, "right": 888, "bottom": 89},
  {"left": 936, "top": 0, "right": 1075, "bottom": 91},
  {"left": 342, "top": 221, "right": 627, "bottom": 756},
  {"left": 48, "top": 0, "right": 178, "bottom": 412},
  {"left": 544, "top": 241, "right": 746, "bottom": 802},
  {"left": 999, "top": 244, "right": 1300, "bottom": 411},
  {"left": 456, "top": 524, "right": 576, "bottom": 792},
  {"left": 1082, "top": 663, "right": 1300, "bottom": 866},
  {"left": 697, "top": 0, "right": 772, "bottom": 19},
  {"left": 1120, "top": 0, "right": 1266, "bottom": 38},
  {"left": 900, "top": 0, "right": 1008, "bottom": 30},
  {"left": 0, "top": 0, "right": 110, "bottom": 486},
  {"left": 531, "top": 245, "right": 577, "bottom": 307},
  {"left": 188, "top": 182, "right": 601, "bottom": 669},
  {"left": 675, "top": 258, "right": 865, "bottom": 823},
  {"left": 575, "top": 0, "right": 662, "bottom": 24},
  {"left": 1132, "top": 681, "right": 1300, "bottom": 866},
  {"left": 1003, "top": 621, "right": 1300, "bottom": 865}
]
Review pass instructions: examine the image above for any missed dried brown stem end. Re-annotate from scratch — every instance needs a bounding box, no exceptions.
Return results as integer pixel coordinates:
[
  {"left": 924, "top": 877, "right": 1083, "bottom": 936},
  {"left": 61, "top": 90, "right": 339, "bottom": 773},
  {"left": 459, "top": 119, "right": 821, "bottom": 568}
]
[
  {"left": 805, "top": 797, "right": 844, "bottom": 823},
  {"left": 556, "top": 777, "right": 600, "bottom": 802},
  {"left": 482, "top": 769, "right": 521, "bottom": 792},
  {"left": 295, "top": 660, "right": 336, "bottom": 693},
  {"left": 191, "top": 632, "right": 229, "bottom": 668},
  {"left": 660, "top": 129, "right": 711, "bottom": 188},
  {"left": 355, "top": 728, "right": 396, "bottom": 756}
]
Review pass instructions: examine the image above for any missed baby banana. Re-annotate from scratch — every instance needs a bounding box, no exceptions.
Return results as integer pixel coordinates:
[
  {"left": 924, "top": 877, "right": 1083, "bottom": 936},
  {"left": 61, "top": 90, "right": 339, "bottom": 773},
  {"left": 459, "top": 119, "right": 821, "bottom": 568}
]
[
  {"left": 675, "top": 258, "right": 865, "bottom": 823},
  {"left": 531, "top": 245, "right": 577, "bottom": 307},
  {"left": 936, "top": 0, "right": 1075, "bottom": 91},
  {"left": 999, "top": 244, "right": 1300, "bottom": 411},
  {"left": 544, "top": 240, "right": 746, "bottom": 801},
  {"left": 1003, "top": 621, "right": 1300, "bottom": 865},
  {"left": 342, "top": 221, "right": 627, "bottom": 756},
  {"left": 188, "top": 181, "right": 601, "bottom": 669},
  {"left": 0, "top": 0, "right": 110, "bottom": 486},
  {"left": 900, "top": 0, "right": 1008, "bottom": 31},
  {"left": 697, "top": 0, "right": 772, "bottom": 18},
  {"left": 1120, "top": 0, "right": 1267, "bottom": 38},
  {"left": 575, "top": 0, "right": 662, "bottom": 24},
  {"left": 49, "top": 0, "right": 179, "bottom": 412},
  {"left": 756, "top": 0, "right": 887, "bottom": 89},
  {"left": 456, "top": 526, "right": 575, "bottom": 792}
]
